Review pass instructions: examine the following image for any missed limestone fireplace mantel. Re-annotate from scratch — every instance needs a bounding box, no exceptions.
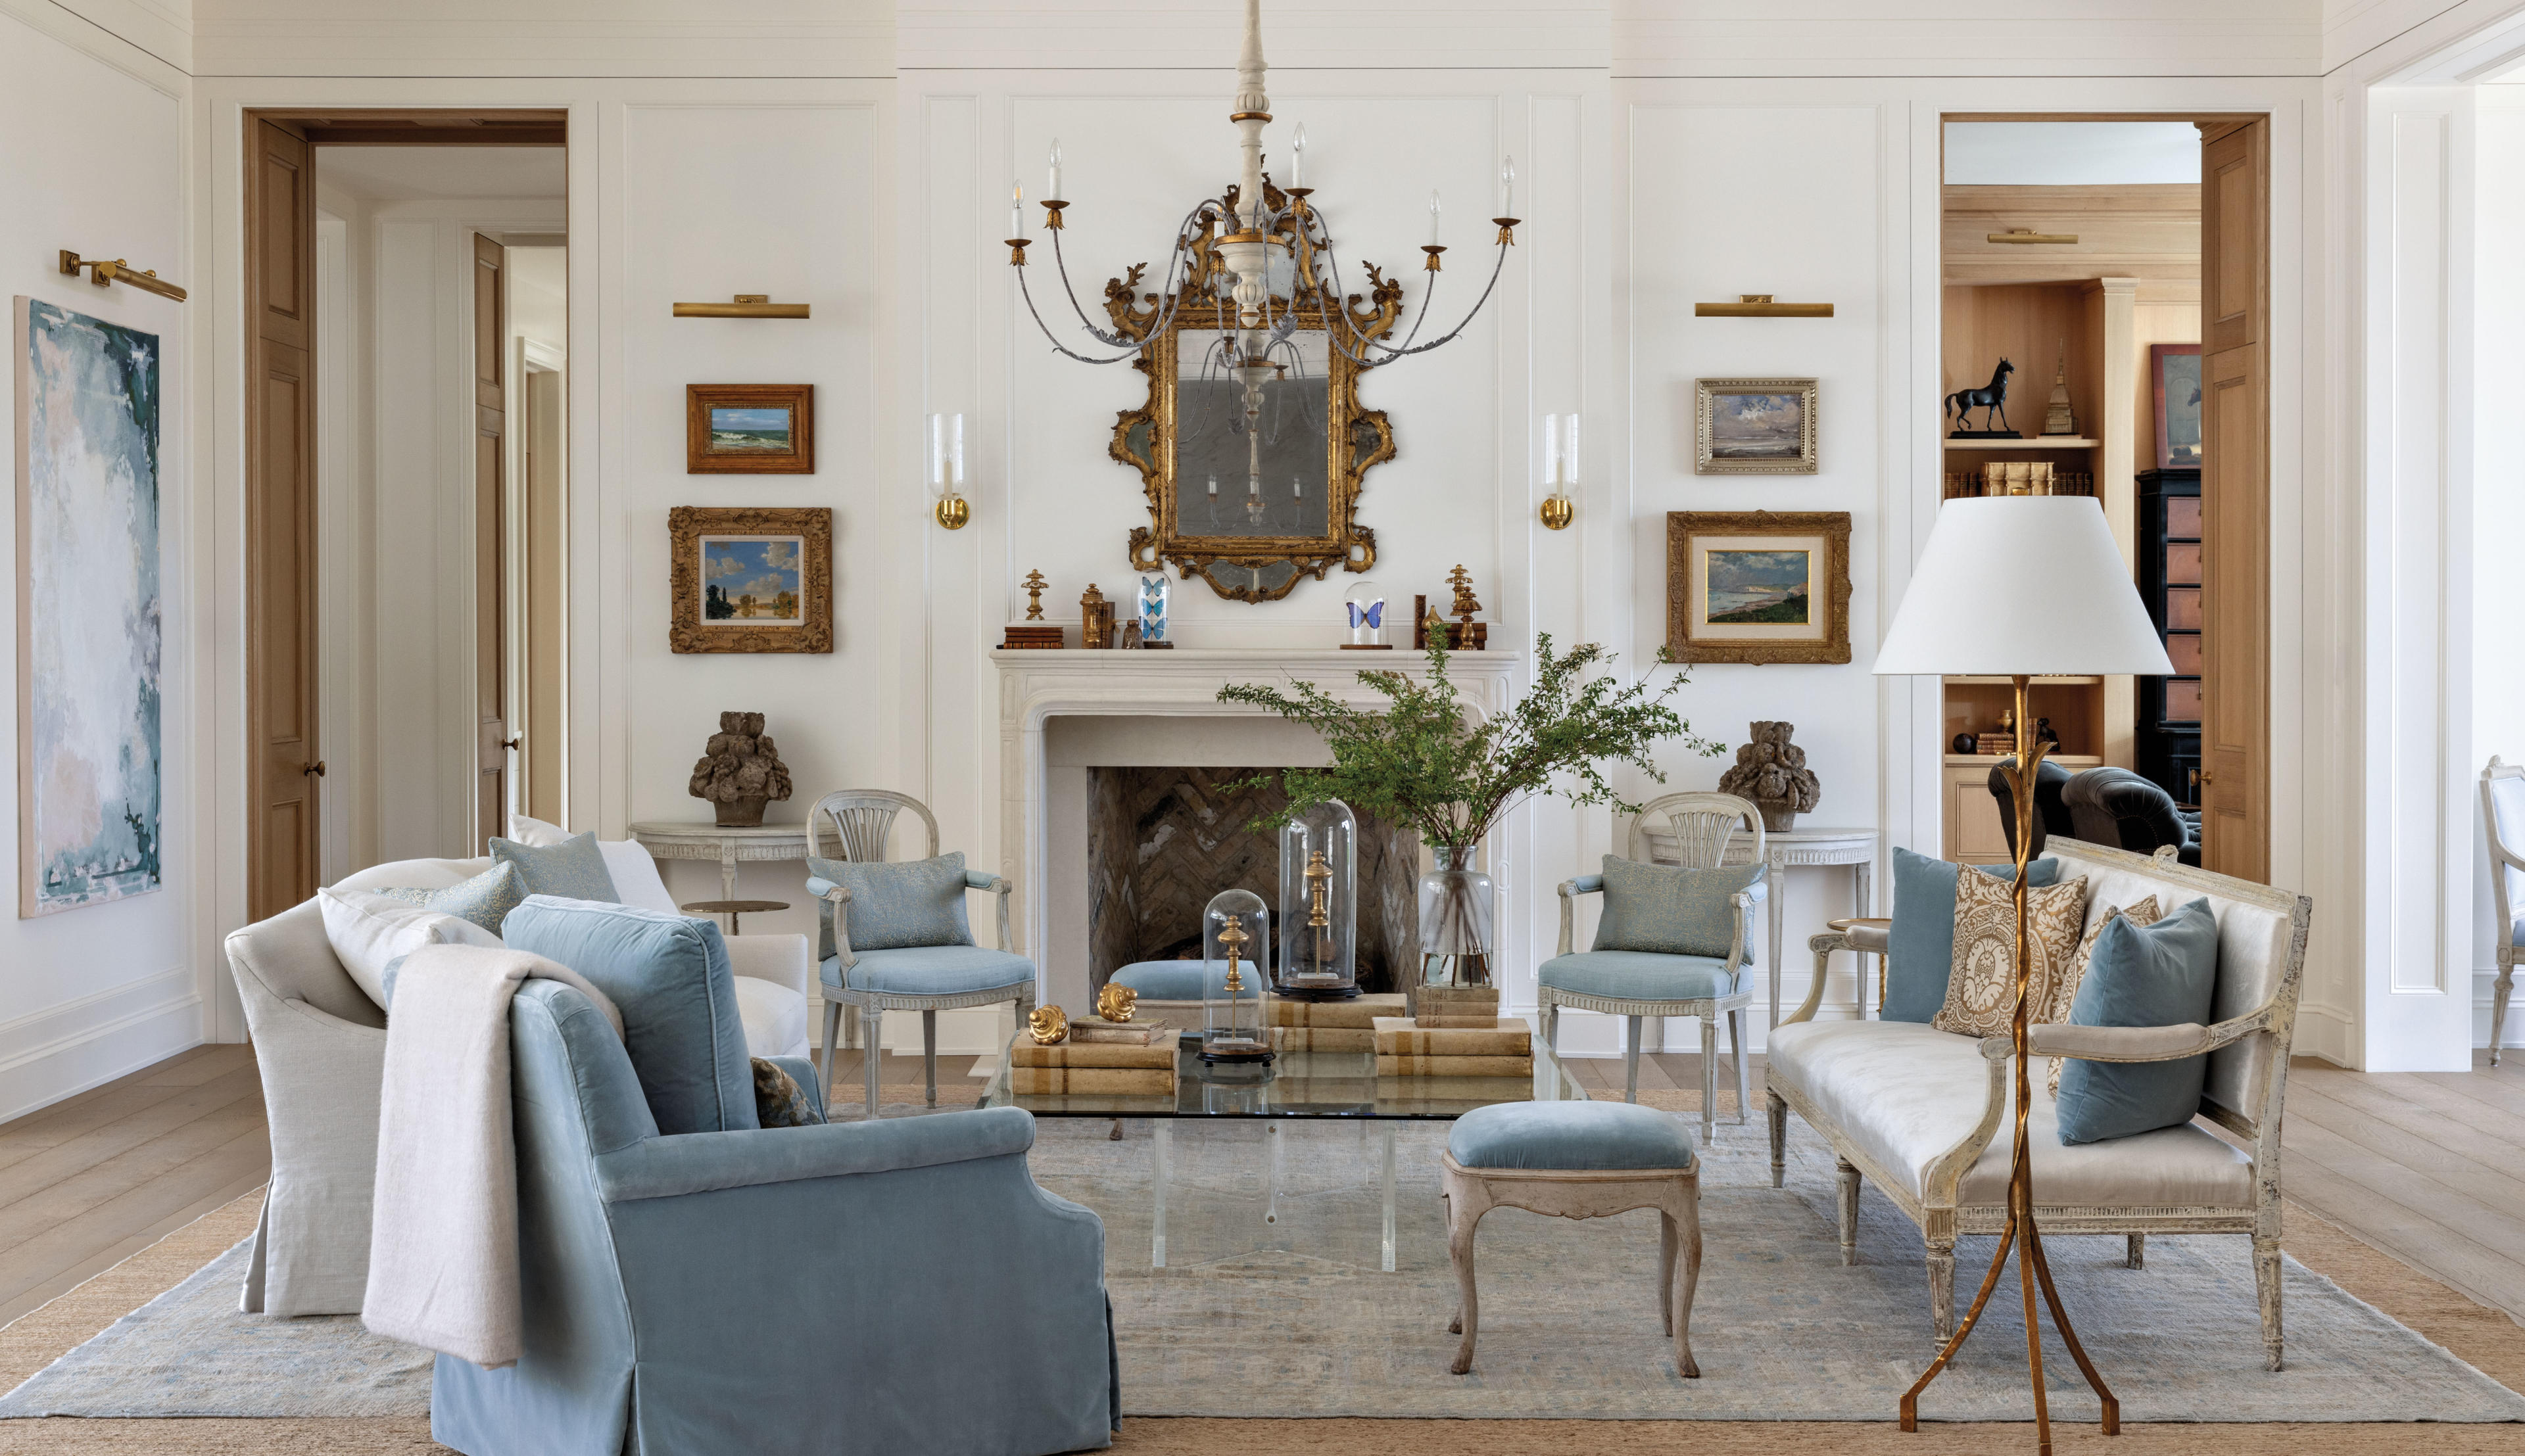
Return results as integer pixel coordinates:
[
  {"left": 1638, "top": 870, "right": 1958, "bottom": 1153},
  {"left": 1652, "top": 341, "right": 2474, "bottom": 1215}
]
[{"left": 991, "top": 648, "right": 1526, "bottom": 1008}]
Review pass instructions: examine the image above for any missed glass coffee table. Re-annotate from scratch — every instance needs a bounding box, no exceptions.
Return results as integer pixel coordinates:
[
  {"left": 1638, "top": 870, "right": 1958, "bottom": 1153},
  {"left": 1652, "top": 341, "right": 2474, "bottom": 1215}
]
[{"left": 980, "top": 1033, "right": 1590, "bottom": 1271}]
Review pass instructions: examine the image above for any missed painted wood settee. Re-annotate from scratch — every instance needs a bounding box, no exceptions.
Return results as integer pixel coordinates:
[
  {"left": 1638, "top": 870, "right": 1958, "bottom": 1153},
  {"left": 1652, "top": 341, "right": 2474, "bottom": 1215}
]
[{"left": 1764, "top": 837, "right": 2311, "bottom": 1369}]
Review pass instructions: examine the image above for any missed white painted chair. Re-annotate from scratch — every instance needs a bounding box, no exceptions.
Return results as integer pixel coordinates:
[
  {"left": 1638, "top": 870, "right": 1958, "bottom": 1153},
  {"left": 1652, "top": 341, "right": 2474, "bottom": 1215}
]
[
  {"left": 1539, "top": 793, "right": 1766, "bottom": 1143},
  {"left": 2479, "top": 757, "right": 2524, "bottom": 1064},
  {"left": 806, "top": 788, "right": 1034, "bottom": 1116}
]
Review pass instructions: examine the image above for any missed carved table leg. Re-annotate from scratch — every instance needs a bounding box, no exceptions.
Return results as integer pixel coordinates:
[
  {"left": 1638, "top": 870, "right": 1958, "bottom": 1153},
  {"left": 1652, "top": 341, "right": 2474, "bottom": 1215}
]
[
  {"left": 1767, "top": 1089, "right": 1788, "bottom": 1188},
  {"left": 1835, "top": 1156, "right": 1860, "bottom": 1265},
  {"left": 2127, "top": 1232, "right": 2146, "bottom": 1269}
]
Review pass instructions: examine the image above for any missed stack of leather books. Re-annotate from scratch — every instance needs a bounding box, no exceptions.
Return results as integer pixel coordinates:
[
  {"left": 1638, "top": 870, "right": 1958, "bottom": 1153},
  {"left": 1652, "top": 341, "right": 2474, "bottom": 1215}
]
[
  {"left": 1416, "top": 983, "right": 1501, "bottom": 1027},
  {"left": 1371, "top": 1017, "right": 1533, "bottom": 1077},
  {"left": 1267, "top": 992, "right": 1407, "bottom": 1054},
  {"left": 1007, "top": 1029, "right": 1174, "bottom": 1094}
]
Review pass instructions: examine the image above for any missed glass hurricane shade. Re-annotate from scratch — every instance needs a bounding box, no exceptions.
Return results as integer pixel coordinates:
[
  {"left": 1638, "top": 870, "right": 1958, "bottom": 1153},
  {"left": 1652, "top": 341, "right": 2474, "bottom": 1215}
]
[
  {"left": 1201, "top": 889, "right": 1274, "bottom": 1062},
  {"left": 1343, "top": 580, "right": 1385, "bottom": 646},
  {"left": 1278, "top": 801, "right": 1358, "bottom": 998},
  {"left": 1138, "top": 575, "right": 1170, "bottom": 643},
  {"left": 1873, "top": 496, "right": 2175, "bottom": 678}
]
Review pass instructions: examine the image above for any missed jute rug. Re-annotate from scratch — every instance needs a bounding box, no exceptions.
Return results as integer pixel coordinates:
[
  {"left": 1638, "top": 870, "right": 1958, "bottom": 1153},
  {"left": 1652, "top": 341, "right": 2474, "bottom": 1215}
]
[{"left": 3, "top": 1106, "right": 2522, "bottom": 1452}]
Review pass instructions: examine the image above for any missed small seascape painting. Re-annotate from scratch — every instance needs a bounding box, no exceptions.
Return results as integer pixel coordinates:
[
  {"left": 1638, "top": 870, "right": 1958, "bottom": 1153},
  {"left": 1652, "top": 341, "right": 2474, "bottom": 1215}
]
[
  {"left": 2151, "top": 344, "right": 2202, "bottom": 471},
  {"left": 708, "top": 408, "right": 792, "bottom": 453},
  {"left": 1705, "top": 550, "right": 1811, "bottom": 625},
  {"left": 15, "top": 296, "right": 164, "bottom": 918},
  {"left": 1696, "top": 377, "right": 1817, "bottom": 475},
  {"left": 686, "top": 384, "right": 813, "bottom": 474},
  {"left": 700, "top": 537, "right": 804, "bottom": 623}
]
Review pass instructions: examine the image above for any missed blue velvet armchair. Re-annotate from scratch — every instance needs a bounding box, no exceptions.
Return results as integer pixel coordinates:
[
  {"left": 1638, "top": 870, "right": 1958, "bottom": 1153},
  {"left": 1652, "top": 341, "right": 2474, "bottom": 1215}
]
[{"left": 431, "top": 977, "right": 1116, "bottom": 1456}]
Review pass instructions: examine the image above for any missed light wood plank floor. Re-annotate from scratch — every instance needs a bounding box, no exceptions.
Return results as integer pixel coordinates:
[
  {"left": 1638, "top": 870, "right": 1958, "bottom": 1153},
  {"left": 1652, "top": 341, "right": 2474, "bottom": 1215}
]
[{"left": 4, "top": 1043, "right": 2521, "bottom": 1333}]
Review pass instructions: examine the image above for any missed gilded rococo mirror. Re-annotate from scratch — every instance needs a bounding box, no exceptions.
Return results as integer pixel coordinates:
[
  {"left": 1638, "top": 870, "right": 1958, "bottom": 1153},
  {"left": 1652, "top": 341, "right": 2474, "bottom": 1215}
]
[{"left": 1105, "top": 177, "right": 1403, "bottom": 602}]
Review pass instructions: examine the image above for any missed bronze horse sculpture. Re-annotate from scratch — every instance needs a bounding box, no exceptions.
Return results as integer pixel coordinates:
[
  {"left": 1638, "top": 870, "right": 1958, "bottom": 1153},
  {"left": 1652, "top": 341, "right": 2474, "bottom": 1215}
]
[{"left": 1945, "top": 359, "right": 2016, "bottom": 435}]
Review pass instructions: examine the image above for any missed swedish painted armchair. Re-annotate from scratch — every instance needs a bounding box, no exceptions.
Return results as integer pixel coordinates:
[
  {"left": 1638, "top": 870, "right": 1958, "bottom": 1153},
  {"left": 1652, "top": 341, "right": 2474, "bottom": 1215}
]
[{"left": 806, "top": 789, "right": 1036, "bottom": 1116}]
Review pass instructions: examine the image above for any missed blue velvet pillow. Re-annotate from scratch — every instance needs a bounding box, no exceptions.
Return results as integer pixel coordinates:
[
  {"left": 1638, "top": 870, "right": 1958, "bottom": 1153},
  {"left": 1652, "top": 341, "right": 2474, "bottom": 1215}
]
[
  {"left": 1883, "top": 846, "right": 2062, "bottom": 1023},
  {"left": 498, "top": 895, "right": 759, "bottom": 1135},
  {"left": 371, "top": 861, "right": 528, "bottom": 935},
  {"left": 1590, "top": 855, "right": 1764, "bottom": 958},
  {"left": 807, "top": 852, "right": 974, "bottom": 956},
  {"left": 491, "top": 830, "right": 619, "bottom": 904},
  {"left": 2056, "top": 897, "right": 2220, "bottom": 1144}
]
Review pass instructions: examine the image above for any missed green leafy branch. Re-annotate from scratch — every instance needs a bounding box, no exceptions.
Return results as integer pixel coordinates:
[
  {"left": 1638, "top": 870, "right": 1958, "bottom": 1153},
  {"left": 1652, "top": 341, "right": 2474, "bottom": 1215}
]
[{"left": 1216, "top": 632, "right": 1722, "bottom": 855}]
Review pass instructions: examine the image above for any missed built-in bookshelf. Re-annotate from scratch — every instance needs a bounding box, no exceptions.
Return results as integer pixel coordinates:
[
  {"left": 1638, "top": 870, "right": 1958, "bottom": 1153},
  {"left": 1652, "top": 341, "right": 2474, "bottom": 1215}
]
[{"left": 2136, "top": 467, "right": 2202, "bottom": 803}]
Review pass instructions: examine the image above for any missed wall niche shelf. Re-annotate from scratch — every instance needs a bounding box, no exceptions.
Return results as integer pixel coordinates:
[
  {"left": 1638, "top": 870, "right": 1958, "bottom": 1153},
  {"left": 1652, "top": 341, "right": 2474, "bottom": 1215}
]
[{"left": 1942, "top": 437, "right": 2099, "bottom": 450}]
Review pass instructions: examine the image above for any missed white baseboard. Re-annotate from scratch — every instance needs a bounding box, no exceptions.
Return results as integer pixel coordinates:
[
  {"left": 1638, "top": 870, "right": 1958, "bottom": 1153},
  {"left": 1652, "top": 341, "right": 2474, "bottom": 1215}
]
[{"left": 0, "top": 966, "right": 204, "bottom": 1124}]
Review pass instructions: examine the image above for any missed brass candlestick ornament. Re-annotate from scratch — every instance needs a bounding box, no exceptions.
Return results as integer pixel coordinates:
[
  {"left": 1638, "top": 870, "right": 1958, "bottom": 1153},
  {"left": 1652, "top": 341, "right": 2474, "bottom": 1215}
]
[
  {"left": 1898, "top": 671, "right": 2118, "bottom": 1452},
  {"left": 1095, "top": 983, "right": 1138, "bottom": 1023}
]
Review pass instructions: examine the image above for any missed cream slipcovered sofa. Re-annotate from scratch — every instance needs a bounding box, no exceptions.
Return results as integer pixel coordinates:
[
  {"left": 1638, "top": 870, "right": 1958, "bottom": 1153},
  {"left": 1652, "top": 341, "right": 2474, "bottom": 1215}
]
[
  {"left": 224, "top": 842, "right": 811, "bottom": 1316},
  {"left": 1765, "top": 837, "right": 2311, "bottom": 1369}
]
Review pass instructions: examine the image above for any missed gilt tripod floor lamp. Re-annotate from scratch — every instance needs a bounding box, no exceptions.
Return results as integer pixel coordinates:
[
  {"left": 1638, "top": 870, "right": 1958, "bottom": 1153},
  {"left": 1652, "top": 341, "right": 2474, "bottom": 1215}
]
[{"left": 1873, "top": 496, "right": 2176, "bottom": 1453}]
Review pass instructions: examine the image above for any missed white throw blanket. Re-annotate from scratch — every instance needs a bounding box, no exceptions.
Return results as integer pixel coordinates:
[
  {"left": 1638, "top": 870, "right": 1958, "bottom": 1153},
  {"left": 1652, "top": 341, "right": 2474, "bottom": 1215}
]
[{"left": 362, "top": 945, "right": 624, "bottom": 1370}]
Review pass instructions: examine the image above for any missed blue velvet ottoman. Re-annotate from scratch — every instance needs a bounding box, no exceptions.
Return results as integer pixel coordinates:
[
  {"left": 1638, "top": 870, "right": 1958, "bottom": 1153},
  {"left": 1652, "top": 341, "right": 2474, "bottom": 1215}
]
[{"left": 1439, "top": 1101, "right": 1703, "bottom": 1377}]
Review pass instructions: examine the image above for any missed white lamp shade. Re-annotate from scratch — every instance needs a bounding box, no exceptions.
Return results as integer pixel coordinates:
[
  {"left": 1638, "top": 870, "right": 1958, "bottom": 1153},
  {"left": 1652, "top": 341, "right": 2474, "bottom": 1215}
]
[{"left": 1874, "top": 496, "right": 2176, "bottom": 678}]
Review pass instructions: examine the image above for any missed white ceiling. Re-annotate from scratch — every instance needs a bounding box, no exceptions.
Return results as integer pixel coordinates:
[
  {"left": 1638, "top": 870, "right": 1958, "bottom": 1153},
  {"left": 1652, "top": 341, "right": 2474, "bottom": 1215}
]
[
  {"left": 1944, "top": 123, "right": 2201, "bottom": 187},
  {"left": 316, "top": 145, "right": 567, "bottom": 202}
]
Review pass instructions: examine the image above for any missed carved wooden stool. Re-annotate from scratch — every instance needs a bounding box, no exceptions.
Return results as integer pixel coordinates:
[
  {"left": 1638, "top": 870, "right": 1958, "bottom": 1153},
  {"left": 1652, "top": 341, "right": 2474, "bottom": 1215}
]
[{"left": 1439, "top": 1102, "right": 1703, "bottom": 1377}]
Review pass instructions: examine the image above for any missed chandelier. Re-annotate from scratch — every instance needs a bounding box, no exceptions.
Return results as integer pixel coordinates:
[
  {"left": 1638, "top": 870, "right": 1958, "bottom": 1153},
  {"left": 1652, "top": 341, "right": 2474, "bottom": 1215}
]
[{"left": 1004, "top": 0, "right": 1519, "bottom": 387}]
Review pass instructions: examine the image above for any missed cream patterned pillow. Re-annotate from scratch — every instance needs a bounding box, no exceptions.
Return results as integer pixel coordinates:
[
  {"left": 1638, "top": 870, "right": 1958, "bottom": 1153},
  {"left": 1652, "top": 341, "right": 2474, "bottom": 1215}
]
[
  {"left": 1933, "top": 871, "right": 2088, "bottom": 1039},
  {"left": 2046, "top": 896, "right": 2164, "bottom": 1094}
]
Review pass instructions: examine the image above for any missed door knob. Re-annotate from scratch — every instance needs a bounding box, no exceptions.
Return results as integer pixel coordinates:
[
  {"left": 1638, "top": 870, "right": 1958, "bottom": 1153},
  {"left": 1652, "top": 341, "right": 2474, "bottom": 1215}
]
[
  {"left": 500, "top": 737, "right": 521, "bottom": 751},
  {"left": 303, "top": 760, "right": 327, "bottom": 778},
  {"left": 2198, "top": 770, "right": 2215, "bottom": 787}
]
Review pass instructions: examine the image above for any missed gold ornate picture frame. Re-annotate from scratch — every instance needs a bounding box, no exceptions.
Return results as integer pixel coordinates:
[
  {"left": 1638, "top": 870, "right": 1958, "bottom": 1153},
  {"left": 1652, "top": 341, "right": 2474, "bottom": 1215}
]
[
  {"left": 1106, "top": 177, "right": 1402, "bottom": 603},
  {"left": 669, "top": 505, "right": 832, "bottom": 653},
  {"left": 1695, "top": 377, "right": 1818, "bottom": 475},
  {"left": 1666, "top": 510, "right": 1850, "bottom": 665},
  {"left": 686, "top": 384, "right": 813, "bottom": 475}
]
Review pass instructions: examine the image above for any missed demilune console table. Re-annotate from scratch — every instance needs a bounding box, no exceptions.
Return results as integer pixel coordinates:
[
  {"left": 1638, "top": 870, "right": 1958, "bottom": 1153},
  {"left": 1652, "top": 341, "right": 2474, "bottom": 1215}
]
[
  {"left": 1714, "top": 826, "right": 1880, "bottom": 1030},
  {"left": 626, "top": 820, "right": 815, "bottom": 903}
]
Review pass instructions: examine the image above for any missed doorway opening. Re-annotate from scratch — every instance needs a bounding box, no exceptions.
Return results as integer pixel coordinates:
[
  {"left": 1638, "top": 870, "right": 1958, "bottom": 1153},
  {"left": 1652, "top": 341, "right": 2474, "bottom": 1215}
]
[
  {"left": 1935, "top": 114, "right": 2270, "bottom": 883},
  {"left": 244, "top": 110, "right": 567, "bottom": 916}
]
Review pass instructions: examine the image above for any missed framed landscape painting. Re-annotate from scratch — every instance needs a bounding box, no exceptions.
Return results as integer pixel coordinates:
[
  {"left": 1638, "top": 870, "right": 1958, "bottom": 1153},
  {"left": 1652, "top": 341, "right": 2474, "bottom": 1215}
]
[
  {"left": 1695, "top": 377, "right": 1817, "bottom": 475},
  {"left": 15, "top": 297, "right": 163, "bottom": 917},
  {"left": 2150, "top": 344, "right": 2203, "bottom": 470},
  {"left": 668, "top": 506, "right": 833, "bottom": 653},
  {"left": 686, "top": 384, "right": 813, "bottom": 474},
  {"left": 1666, "top": 510, "right": 1851, "bottom": 665}
]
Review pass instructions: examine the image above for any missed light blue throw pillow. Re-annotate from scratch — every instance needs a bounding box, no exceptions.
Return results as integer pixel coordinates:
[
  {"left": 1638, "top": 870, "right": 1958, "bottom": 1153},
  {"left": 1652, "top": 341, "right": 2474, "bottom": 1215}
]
[
  {"left": 1884, "top": 846, "right": 2063, "bottom": 1023},
  {"left": 2056, "top": 897, "right": 2221, "bottom": 1144},
  {"left": 491, "top": 830, "right": 620, "bottom": 904},
  {"left": 371, "top": 861, "right": 528, "bottom": 935},
  {"left": 807, "top": 852, "right": 974, "bottom": 956},
  {"left": 1590, "top": 855, "right": 1764, "bottom": 958}
]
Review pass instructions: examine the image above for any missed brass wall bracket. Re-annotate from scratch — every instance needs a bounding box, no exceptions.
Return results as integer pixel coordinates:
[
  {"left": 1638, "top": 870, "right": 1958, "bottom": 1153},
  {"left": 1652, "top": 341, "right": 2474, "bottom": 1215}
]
[
  {"left": 672, "top": 294, "right": 811, "bottom": 319},
  {"left": 1986, "top": 229, "right": 2079, "bottom": 245},
  {"left": 1694, "top": 294, "right": 1830, "bottom": 318},
  {"left": 59, "top": 250, "right": 187, "bottom": 302}
]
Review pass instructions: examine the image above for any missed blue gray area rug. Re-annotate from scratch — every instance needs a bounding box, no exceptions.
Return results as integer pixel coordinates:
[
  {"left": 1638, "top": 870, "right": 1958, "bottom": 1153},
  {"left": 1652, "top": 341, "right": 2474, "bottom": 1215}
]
[{"left": 3, "top": 1112, "right": 2521, "bottom": 1422}]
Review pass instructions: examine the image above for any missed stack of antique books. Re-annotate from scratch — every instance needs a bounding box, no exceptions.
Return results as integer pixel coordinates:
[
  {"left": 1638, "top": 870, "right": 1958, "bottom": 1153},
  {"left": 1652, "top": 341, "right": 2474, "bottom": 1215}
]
[
  {"left": 1372, "top": 1016, "right": 1533, "bottom": 1077},
  {"left": 1267, "top": 991, "right": 1408, "bottom": 1053},
  {"left": 1007, "top": 1018, "right": 1175, "bottom": 1094}
]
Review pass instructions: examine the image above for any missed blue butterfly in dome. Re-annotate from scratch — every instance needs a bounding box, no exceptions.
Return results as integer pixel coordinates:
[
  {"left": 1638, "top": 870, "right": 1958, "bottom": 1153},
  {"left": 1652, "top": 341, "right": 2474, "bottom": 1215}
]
[{"left": 1347, "top": 601, "right": 1384, "bottom": 630}]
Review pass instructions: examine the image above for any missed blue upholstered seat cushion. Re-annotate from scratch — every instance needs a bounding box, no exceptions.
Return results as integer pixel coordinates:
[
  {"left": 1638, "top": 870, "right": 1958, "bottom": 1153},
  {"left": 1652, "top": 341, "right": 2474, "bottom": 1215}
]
[
  {"left": 2056, "top": 897, "right": 2220, "bottom": 1144},
  {"left": 1448, "top": 1101, "right": 1695, "bottom": 1171},
  {"left": 1111, "top": 960, "right": 1260, "bottom": 1002},
  {"left": 1884, "top": 846, "right": 2063, "bottom": 1023},
  {"left": 490, "top": 830, "right": 620, "bottom": 904},
  {"left": 500, "top": 895, "right": 760, "bottom": 1135},
  {"left": 1590, "top": 855, "right": 1764, "bottom": 958},
  {"left": 370, "top": 861, "right": 529, "bottom": 935},
  {"left": 1537, "top": 951, "right": 1736, "bottom": 1003},
  {"left": 823, "top": 945, "right": 1034, "bottom": 997},
  {"left": 807, "top": 853, "right": 974, "bottom": 956}
]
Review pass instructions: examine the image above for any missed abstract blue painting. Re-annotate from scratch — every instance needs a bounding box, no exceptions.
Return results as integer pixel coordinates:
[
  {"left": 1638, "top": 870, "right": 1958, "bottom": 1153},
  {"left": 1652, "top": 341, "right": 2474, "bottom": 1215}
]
[{"left": 14, "top": 298, "right": 162, "bottom": 917}]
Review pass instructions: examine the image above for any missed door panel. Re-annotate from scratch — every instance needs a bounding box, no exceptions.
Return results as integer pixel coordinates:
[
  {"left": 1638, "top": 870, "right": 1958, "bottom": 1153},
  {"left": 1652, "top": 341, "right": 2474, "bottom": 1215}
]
[
  {"left": 2198, "top": 118, "right": 2270, "bottom": 883},
  {"left": 474, "top": 235, "right": 510, "bottom": 851},
  {"left": 247, "top": 118, "right": 320, "bottom": 922}
]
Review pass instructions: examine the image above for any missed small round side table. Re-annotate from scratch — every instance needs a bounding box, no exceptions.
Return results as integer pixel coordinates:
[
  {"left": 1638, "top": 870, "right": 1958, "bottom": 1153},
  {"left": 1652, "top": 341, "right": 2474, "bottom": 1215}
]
[{"left": 680, "top": 899, "right": 790, "bottom": 936}]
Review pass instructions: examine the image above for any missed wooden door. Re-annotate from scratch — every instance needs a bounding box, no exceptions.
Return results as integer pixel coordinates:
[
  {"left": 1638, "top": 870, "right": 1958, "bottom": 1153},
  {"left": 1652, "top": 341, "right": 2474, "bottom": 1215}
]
[
  {"left": 2198, "top": 119, "right": 2270, "bottom": 883},
  {"left": 473, "top": 233, "right": 512, "bottom": 851},
  {"left": 522, "top": 365, "right": 566, "bottom": 825},
  {"left": 246, "top": 118, "right": 320, "bottom": 921}
]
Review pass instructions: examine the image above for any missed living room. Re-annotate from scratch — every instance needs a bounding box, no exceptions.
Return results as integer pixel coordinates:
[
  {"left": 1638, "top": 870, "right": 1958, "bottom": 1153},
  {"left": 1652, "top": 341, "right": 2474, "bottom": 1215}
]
[{"left": 3, "top": 0, "right": 2522, "bottom": 1451}]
